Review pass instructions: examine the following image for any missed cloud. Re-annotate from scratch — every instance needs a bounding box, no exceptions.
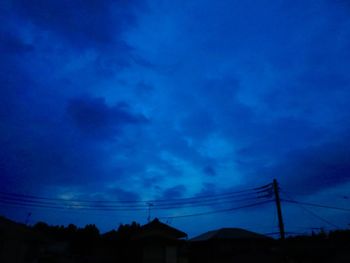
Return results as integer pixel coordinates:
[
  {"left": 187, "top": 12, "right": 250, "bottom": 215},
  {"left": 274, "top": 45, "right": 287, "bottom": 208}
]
[
  {"left": 12, "top": 0, "right": 142, "bottom": 48},
  {"left": 161, "top": 185, "right": 186, "bottom": 200},
  {"left": 203, "top": 166, "right": 216, "bottom": 177},
  {"left": 2, "top": 0, "right": 350, "bottom": 234},
  {"left": 0, "top": 30, "right": 34, "bottom": 54},
  {"left": 253, "top": 135, "right": 350, "bottom": 195},
  {"left": 66, "top": 96, "right": 148, "bottom": 139},
  {"left": 195, "top": 183, "right": 218, "bottom": 196},
  {"left": 109, "top": 187, "right": 140, "bottom": 201}
]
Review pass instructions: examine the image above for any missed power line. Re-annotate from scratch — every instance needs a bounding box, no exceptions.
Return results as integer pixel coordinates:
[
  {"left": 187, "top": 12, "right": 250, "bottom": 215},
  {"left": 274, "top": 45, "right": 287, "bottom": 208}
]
[
  {"left": 0, "top": 194, "right": 257, "bottom": 207},
  {"left": 282, "top": 199, "right": 350, "bottom": 212},
  {"left": 0, "top": 197, "right": 274, "bottom": 218},
  {"left": 0, "top": 181, "right": 275, "bottom": 229},
  {"left": 299, "top": 205, "right": 339, "bottom": 228},
  {"left": 0, "top": 183, "right": 272, "bottom": 204},
  {"left": 0, "top": 201, "right": 141, "bottom": 218},
  {"left": 159, "top": 200, "right": 273, "bottom": 219},
  {"left": 285, "top": 200, "right": 339, "bottom": 228},
  {"left": 0, "top": 183, "right": 274, "bottom": 212},
  {"left": 0, "top": 184, "right": 272, "bottom": 207},
  {"left": 0, "top": 199, "right": 147, "bottom": 211},
  {"left": 0, "top": 190, "right": 272, "bottom": 208},
  {"left": 280, "top": 191, "right": 340, "bottom": 228},
  {"left": 0, "top": 194, "right": 273, "bottom": 210}
]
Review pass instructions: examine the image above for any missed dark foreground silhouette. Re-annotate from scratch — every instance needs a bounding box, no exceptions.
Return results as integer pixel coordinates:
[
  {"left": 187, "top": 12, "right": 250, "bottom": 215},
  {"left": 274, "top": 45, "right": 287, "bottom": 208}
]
[{"left": 1, "top": 215, "right": 350, "bottom": 263}]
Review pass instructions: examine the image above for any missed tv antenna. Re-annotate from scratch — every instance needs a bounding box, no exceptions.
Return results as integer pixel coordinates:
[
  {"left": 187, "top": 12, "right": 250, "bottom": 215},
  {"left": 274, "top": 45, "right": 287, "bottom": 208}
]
[
  {"left": 25, "top": 212, "right": 32, "bottom": 225},
  {"left": 147, "top": 202, "right": 154, "bottom": 222}
]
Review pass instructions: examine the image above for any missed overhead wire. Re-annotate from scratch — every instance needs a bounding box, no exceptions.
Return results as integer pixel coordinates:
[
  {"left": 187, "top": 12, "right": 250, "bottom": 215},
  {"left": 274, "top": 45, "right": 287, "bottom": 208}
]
[
  {"left": 159, "top": 200, "right": 273, "bottom": 219},
  {"left": 0, "top": 194, "right": 272, "bottom": 210},
  {"left": 0, "top": 184, "right": 274, "bottom": 212},
  {"left": 298, "top": 206, "right": 339, "bottom": 228},
  {"left": 282, "top": 199, "right": 350, "bottom": 213},
  {"left": 0, "top": 183, "right": 272, "bottom": 204},
  {"left": 280, "top": 189, "right": 342, "bottom": 229}
]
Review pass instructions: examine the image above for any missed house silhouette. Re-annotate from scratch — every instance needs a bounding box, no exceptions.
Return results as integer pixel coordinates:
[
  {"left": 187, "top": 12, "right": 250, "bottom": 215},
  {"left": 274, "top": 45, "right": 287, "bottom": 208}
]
[{"left": 134, "top": 218, "right": 187, "bottom": 263}]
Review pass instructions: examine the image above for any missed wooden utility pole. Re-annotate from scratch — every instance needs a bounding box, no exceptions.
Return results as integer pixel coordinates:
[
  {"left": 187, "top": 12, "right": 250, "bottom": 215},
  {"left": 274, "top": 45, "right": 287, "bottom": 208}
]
[{"left": 273, "top": 179, "right": 285, "bottom": 240}]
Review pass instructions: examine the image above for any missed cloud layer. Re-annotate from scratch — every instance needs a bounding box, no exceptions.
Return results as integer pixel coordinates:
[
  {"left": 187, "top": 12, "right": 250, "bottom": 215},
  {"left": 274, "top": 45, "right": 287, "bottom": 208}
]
[{"left": 1, "top": 0, "right": 350, "bottom": 234}]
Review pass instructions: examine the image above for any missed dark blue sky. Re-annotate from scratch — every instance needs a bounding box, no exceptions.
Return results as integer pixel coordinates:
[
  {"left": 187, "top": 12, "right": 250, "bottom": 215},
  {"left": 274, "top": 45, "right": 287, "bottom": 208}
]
[{"left": 1, "top": 0, "right": 350, "bottom": 237}]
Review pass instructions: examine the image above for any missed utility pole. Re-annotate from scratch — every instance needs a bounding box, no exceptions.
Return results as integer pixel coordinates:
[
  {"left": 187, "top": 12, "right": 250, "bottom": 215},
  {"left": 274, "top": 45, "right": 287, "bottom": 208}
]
[{"left": 273, "top": 179, "right": 285, "bottom": 240}]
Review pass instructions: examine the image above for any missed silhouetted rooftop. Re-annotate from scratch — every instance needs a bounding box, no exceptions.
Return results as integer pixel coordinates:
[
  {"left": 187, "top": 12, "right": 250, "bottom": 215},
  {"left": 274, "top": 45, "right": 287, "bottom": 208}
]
[
  {"left": 135, "top": 218, "right": 187, "bottom": 240},
  {"left": 190, "top": 228, "right": 269, "bottom": 241}
]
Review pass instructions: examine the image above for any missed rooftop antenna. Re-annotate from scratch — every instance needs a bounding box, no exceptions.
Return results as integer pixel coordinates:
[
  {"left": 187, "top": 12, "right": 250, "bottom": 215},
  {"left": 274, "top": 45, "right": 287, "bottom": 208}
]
[
  {"left": 25, "top": 212, "right": 32, "bottom": 225},
  {"left": 147, "top": 202, "right": 154, "bottom": 222}
]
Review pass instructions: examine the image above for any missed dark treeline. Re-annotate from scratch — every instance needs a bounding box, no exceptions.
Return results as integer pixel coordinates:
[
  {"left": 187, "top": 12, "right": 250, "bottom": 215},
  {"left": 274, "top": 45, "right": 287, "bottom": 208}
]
[
  {"left": 32, "top": 220, "right": 350, "bottom": 243},
  {"left": 278, "top": 229, "right": 350, "bottom": 263},
  {"left": 32, "top": 220, "right": 142, "bottom": 242},
  {"left": 30, "top": 222, "right": 350, "bottom": 263},
  {"left": 33, "top": 222, "right": 101, "bottom": 256},
  {"left": 31, "top": 221, "right": 142, "bottom": 259},
  {"left": 2, "top": 215, "right": 350, "bottom": 263}
]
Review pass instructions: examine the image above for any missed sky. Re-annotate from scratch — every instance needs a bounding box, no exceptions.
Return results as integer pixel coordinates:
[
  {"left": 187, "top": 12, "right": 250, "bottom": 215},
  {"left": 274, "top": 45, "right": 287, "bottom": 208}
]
[{"left": 1, "top": 0, "right": 350, "bottom": 237}]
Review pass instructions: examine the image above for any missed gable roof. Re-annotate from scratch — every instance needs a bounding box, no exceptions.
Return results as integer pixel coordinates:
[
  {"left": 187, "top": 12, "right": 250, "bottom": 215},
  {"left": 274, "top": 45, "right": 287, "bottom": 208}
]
[
  {"left": 190, "top": 228, "right": 269, "bottom": 241},
  {"left": 136, "top": 218, "right": 187, "bottom": 240}
]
